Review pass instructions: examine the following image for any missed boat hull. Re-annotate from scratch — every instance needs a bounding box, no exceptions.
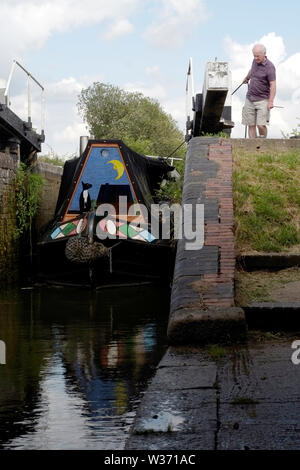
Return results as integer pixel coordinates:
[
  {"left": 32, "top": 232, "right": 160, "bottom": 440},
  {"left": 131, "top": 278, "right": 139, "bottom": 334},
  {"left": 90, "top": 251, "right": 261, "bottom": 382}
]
[{"left": 36, "top": 237, "right": 176, "bottom": 288}]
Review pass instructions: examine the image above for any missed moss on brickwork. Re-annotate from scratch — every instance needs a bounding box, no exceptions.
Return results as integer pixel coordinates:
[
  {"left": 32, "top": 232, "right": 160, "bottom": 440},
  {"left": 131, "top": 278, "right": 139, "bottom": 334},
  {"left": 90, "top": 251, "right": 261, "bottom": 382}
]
[
  {"left": 15, "top": 164, "right": 44, "bottom": 238},
  {"left": 0, "top": 185, "right": 19, "bottom": 286}
]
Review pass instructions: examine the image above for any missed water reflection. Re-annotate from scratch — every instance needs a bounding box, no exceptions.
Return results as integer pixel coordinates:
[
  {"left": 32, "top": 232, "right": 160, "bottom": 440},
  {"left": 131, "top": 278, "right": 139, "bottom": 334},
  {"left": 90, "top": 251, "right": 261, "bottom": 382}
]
[{"left": 0, "top": 285, "right": 170, "bottom": 449}]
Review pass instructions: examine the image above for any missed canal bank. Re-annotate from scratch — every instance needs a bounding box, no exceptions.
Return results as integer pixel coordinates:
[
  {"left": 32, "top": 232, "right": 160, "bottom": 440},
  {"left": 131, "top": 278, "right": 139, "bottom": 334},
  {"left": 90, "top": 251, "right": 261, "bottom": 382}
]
[
  {"left": 126, "top": 136, "right": 300, "bottom": 450},
  {"left": 168, "top": 136, "right": 300, "bottom": 346}
]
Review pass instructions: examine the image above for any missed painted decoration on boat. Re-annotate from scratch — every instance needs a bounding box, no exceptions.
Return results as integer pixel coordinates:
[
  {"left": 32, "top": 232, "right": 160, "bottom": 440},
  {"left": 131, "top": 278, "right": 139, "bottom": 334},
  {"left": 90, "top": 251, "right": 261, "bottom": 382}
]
[
  {"left": 97, "top": 218, "right": 156, "bottom": 243},
  {"left": 51, "top": 217, "right": 87, "bottom": 240},
  {"left": 50, "top": 213, "right": 156, "bottom": 243},
  {"left": 68, "top": 146, "right": 136, "bottom": 214},
  {"left": 44, "top": 140, "right": 173, "bottom": 247}
]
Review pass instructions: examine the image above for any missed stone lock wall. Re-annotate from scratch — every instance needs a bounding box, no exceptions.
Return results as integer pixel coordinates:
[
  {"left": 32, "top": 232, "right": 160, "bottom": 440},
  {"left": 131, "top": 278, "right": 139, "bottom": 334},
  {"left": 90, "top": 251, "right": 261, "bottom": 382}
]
[
  {"left": 0, "top": 155, "right": 63, "bottom": 285},
  {"left": 0, "top": 152, "right": 19, "bottom": 285},
  {"left": 33, "top": 161, "right": 63, "bottom": 232},
  {"left": 167, "top": 137, "right": 247, "bottom": 345}
]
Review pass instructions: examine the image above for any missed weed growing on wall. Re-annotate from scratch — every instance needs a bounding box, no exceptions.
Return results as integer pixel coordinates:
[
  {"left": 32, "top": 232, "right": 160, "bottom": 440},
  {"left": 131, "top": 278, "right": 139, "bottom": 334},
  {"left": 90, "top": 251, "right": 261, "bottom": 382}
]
[
  {"left": 155, "top": 156, "right": 185, "bottom": 204},
  {"left": 15, "top": 163, "right": 44, "bottom": 238},
  {"left": 15, "top": 164, "right": 44, "bottom": 264},
  {"left": 0, "top": 164, "right": 43, "bottom": 286}
]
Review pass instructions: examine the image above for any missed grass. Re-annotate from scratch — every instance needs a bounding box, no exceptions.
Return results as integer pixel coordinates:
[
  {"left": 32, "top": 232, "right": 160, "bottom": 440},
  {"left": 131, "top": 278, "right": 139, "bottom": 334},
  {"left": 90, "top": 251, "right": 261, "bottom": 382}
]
[
  {"left": 208, "top": 345, "right": 227, "bottom": 359},
  {"left": 155, "top": 154, "right": 185, "bottom": 204},
  {"left": 235, "top": 266, "right": 300, "bottom": 305},
  {"left": 38, "top": 154, "right": 65, "bottom": 166},
  {"left": 233, "top": 149, "right": 300, "bottom": 253}
]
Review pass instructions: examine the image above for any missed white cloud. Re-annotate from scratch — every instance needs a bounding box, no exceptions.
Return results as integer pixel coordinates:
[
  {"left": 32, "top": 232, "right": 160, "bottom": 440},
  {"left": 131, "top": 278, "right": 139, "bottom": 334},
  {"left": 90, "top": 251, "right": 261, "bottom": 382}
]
[
  {"left": 44, "top": 76, "right": 89, "bottom": 155},
  {"left": 145, "top": 65, "right": 161, "bottom": 79},
  {"left": 259, "top": 32, "right": 286, "bottom": 66},
  {"left": 46, "top": 77, "right": 84, "bottom": 102},
  {"left": 124, "top": 81, "right": 167, "bottom": 100},
  {"left": 0, "top": 0, "right": 139, "bottom": 76},
  {"left": 163, "top": 96, "right": 185, "bottom": 129},
  {"left": 104, "top": 19, "right": 134, "bottom": 40},
  {"left": 52, "top": 122, "right": 88, "bottom": 156},
  {"left": 292, "top": 86, "right": 300, "bottom": 105},
  {"left": 14, "top": 75, "right": 88, "bottom": 156},
  {"left": 277, "top": 53, "right": 300, "bottom": 101},
  {"left": 144, "top": 0, "right": 210, "bottom": 48},
  {"left": 225, "top": 33, "right": 300, "bottom": 138}
]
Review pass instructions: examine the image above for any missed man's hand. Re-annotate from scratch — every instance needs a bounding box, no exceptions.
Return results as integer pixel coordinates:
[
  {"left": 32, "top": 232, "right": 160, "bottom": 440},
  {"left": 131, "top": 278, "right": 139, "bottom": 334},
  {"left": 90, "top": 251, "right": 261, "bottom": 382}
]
[
  {"left": 243, "top": 70, "right": 251, "bottom": 84},
  {"left": 268, "top": 81, "right": 276, "bottom": 110}
]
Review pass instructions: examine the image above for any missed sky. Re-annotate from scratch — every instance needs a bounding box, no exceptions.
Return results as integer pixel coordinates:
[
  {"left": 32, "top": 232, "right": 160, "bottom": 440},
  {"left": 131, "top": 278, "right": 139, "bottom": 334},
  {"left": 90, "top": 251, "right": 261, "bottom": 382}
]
[{"left": 1, "top": 0, "right": 300, "bottom": 158}]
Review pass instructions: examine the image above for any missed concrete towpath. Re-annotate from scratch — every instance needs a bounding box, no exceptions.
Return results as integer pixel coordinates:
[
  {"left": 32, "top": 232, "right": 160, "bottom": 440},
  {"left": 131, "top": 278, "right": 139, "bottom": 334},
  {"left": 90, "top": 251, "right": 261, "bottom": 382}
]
[{"left": 126, "top": 335, "right": 300, "bottom": 450}]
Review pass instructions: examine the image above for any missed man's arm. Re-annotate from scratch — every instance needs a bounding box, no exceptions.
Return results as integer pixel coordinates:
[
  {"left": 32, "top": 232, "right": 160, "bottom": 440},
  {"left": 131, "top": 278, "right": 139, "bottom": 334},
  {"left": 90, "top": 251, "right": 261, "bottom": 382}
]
[
  {"left": 243, "top": 69, "right": 252, "bottom": 84},
  {"left": 268, "top": 80, "right": 276, "bottom": 110}
]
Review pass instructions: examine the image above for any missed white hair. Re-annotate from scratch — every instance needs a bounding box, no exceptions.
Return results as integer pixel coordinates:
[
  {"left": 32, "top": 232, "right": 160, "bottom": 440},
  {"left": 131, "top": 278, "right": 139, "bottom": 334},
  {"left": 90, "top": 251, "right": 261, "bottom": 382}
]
[{"left": 252, "top": 43, "right": 266, "bottom": 55}]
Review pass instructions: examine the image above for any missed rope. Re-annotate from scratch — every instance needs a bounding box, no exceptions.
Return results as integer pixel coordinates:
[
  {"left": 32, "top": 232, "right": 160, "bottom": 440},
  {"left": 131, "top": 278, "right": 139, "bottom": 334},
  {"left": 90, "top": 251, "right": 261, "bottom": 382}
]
[
  {"left": 165, "top": 140, "right": 186, "bottom": 164},
  {"left": 65, "top": 236, "right": 109, "bottom": 264}
]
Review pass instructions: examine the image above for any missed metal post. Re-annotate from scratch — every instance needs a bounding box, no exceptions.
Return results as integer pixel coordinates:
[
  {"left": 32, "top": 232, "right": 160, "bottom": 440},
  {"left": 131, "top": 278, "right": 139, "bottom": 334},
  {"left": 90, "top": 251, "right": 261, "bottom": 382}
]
[
  {"left": 4, "top": 60, "right": 17, "bottom": 106},
  {"left": 185, "top": 58, "right": 194, "bottom": 140},
  {"left": 27, "top": 74, "right": 32, "bottom": 126},
  {"left": 80, "top": 136, "right": 89, "bottom": 155},
  {"left": 4, "top": 60, "right": 45, "bottom": 134},
  {"left": 41, "top": 89, "right": 45, "bottom": 136}
]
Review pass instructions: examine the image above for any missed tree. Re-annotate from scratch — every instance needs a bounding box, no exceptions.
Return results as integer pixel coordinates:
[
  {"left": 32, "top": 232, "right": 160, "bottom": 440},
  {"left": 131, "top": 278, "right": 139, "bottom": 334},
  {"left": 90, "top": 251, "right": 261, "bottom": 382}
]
[{"left": 77, "top": 82, "right": 185, "bottom": 157}]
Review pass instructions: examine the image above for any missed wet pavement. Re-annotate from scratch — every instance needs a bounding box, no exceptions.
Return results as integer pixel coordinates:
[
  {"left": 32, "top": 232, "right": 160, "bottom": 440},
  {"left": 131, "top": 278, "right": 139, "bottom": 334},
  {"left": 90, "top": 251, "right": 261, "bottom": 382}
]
[{"left": 126, "top": 335, "right": 300, "bottom": 450}]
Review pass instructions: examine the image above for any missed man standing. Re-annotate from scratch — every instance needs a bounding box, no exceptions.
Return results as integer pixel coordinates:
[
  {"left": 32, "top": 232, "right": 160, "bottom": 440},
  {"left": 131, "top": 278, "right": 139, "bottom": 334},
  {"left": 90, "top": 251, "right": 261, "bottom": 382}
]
[{"left": 242, "top": 44, "right": 276, "bottom": 138}]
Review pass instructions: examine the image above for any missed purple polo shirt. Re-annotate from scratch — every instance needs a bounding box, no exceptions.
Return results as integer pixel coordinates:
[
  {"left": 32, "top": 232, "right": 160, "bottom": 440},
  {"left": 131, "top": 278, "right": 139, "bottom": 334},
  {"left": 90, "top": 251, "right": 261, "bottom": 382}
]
[{"left": 247, "top": 57, "right": 276, "bottom": 102}]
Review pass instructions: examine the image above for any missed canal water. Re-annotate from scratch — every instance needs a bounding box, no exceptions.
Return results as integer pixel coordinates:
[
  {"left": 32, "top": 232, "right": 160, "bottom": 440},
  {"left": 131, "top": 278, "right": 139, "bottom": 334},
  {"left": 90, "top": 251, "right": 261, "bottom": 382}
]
[{"left": 0, "top": 285, "right": 170, "bottom": 449}]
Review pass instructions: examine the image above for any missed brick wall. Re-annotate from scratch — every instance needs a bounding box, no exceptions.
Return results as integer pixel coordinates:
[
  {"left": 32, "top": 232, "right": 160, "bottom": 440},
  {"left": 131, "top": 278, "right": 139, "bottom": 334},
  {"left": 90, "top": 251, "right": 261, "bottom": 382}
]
[
  {"left": 0, "top": 152, "right": 18, "bottom": 194},
  {"left": 0, "top": 152, "right": 18, "bottom": 285},
  {"left": 167, "top": 137, "right": 246, "bottom": 345},
  {"left": 202, "top": 141, "right": 235, "bottom": 308}
]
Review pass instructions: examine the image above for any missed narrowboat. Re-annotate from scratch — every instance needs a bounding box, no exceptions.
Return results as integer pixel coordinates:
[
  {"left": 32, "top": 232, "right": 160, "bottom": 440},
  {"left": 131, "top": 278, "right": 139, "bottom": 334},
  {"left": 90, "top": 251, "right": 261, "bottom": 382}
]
[{"left": 37, "top": 139, "right": 177, "bottom": 287}]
